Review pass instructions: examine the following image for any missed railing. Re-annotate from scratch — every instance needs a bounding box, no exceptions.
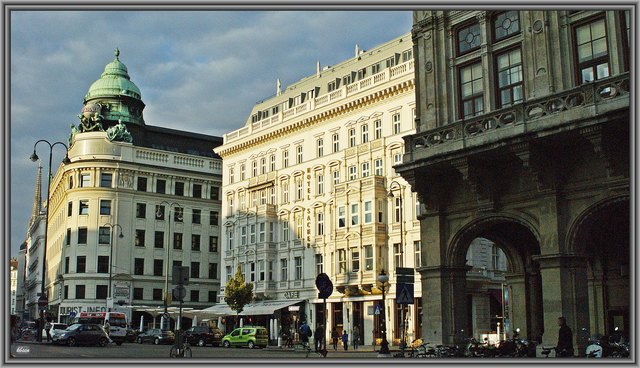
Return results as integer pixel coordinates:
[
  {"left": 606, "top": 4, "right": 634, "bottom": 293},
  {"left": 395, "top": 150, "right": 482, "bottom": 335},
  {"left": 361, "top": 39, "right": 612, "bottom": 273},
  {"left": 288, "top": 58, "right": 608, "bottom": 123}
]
[
  {"left": 408, "top": 73, "right": 630, "bottom": 152},
  {"left": 224, "top": 59, "right": 415, "bottom": 143}
]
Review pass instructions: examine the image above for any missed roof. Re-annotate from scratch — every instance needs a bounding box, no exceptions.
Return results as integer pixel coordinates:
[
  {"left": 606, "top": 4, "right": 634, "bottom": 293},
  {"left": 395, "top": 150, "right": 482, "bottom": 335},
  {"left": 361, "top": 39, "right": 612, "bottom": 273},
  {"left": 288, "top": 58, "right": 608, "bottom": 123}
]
[{"left": 85, "top": 48, "right": 142, "bottom": 102}]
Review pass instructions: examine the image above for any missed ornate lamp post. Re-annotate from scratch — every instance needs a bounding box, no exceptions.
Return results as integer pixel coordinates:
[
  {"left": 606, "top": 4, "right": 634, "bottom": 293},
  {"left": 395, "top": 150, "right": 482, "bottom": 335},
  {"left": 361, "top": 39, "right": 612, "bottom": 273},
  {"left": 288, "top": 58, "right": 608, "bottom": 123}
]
[
  {"left": 388, "top": 179, "right": 407, "bottom": 355},
  {"left": 30, "top": 140, "right": 70, "bottom": 316},
  {"left": 158, "top": 200, "right": 182, "bottom": 330},
  {"left": 102, "top": 223, "right": 123, "bottom": 311},
  {"left": 377, "top": 269, "right": 391, "bottom": 357}
]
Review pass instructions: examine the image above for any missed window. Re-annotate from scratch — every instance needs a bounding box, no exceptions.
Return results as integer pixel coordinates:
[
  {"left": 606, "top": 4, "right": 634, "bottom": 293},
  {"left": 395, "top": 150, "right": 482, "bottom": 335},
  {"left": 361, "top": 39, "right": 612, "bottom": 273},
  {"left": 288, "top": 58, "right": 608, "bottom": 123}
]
[
  {"left": 315, "top": 254, "right": 323, "bottom": 275},
  {"left": 259, "top": 222, "right": 266, "bottom": 243},
  {"left": 312, "top": 174, "right": 322, "bottom": 196},
  {"left": 349, "top": 128, "right": 356, "bottom": 147},
  {"left": 496, "top": 48, "right": 523, "bottom": 107},
  {"left": 98, "top": 227, "right": 111, "bottom": 245},
  {"left": 493, "top": 11, "right": 520, "bottom": 40},
  {"left": 361, "top": 124, "right": 369, "bottom": 143},
  {"left": 77, "top": 256, "right": 86, "bottom": 273},
  {"left": 351, "top": 203, "right": 359, "bottom": 225},
  {"left": 393, "top": 113, "right": 401, "bottom": 134},
  {"left": 327, "top": 80, "right": 337, "bottom": 92},
  {"left": 394, "top": 197, "right": 402, "bottom": 223},
  {"left": 374, "top": 159, "right": 383, "bottom": 176},
  {"left": 374, "top": 119, "right": 382, "bottom": 139},
  {"left": 191, "top": 290, "right": 199, "bottom": 302},
  {"left": 80, "top": 173, "right": 90, "bottom": 188},
  {"left": 209, "top": 211, "right": 219, "bottom": 226},
  {"left": 338, "top": 206, "right": 346, "bottom": 228},
  {"left": 362, "top": 162, "right": 370, "bottom": 178},
  {"left": 175, "top": 182, "right": 184, "bottom": 196},
  {"left": 364, "top": 201, "right": 373, "bottom": 224},
  {"left": 137, "top": 177, "right": 147, "bottom": 191},
  {"left": 365, "top": 245, "right": 373, "bottom": 271},
  {"left": 394, "top": 152, "right": 403, "bottom": 165},
  {"left": 210, "top": 186, "right": 220, "bottom": 200},
  {"left": 191, "top": 234, "right": 201, "bottom": 251},
  {"left": 457, "top": 22, "right": 481, "bottom": 55},
  {"left": 208, "top": 291, "right": 217, "bottom": 303},
  {"left": 260, "top": 158, "right": 266, "bottom": 174},
  {"left": 295, "top": 257, "right": 303, "bottom": 280},
  {"left": 69, "top": 176, "right": 73, "bottom": 189},
  {"left": 351, "top": 249, "right": 360, "bottom": 272},
  {"left": 68, "top": 201, "right": 72, "bottom": 217},
  {"left": 66, "top": 229, "right": 71, "bottom": 246},
  {"left": 77, "top": 228, "right": 88, "bottom": 244},
  {"left": 100, "top": 173, "right": 112, "bottom": 188},
  {"left": 296, "top": 178, "right": 303, "bottom": 200},
  {"left": 226, "top": 266, "right": 232, "bottom": 282},
  {"left": 79, "top": 200, "right": 89, "bottom": 215},
  {"left": 282, "top": 150, "right": 289, "bottom": 168},
  {"left": 229, "top": 167, "right": 235, "bottom": 184},
  {"left": 133, "top": 288, "right": 144, "bottom": 300},
  {"left": 240, "top": 226, "right": 247, "bottom": 246},
  {"left": 357, "top": 67, "right": 367, "bottom": 80},
  {"left": 154, "top": 231, "right": 164, "bottom": 248},
  {"left": 174, "top": 207, "right": 184, "bottom": 222},
  {"left": 133, "top": 258, "right": 144, "bottom": 275},
  {"left": 269, "top": 222, "right": 275, "bottom": 242},
  {"left": 76, "top": 285, "right": 86, "bottom": 299},
  {"left": 459, "top": 62, "right": 484, "bottom": 118},
  {"left": 209, "top": 236, "right": 218, "bottom": 252},
  {"left": 191, "top": 262, "right": 200, "bottom": 278},
  {"left": 99, "top": 200, "right": 111, "bottom": 215},
  {"left": 317, "top": 139, "right": 324, "bottom": 157},
  {"left": 414, "top": 240, "right": 422, "bottom": 268},
  {"left": 280, "top": 258, "right": 288, "bottom": 281},
  {"left": 227, "top": 229, "right": 234, "bottom": 250},
  {"left": 97, "top": 256, "right": 109, "bottom": 273},
  {"left": 270, "top": 154, "right": 276, "bottom": 171},
  {"left": 192, "top": 209, "right": 201, "bottom": 224},
  {"left": 193, "top": 184, "right": 202, "bottom": 198},
  {"left": 332, "top": 170, "right": 340, "bottom": 185},
  {"left": 332, "top": 133, "right": 340, "bottom": 152},
  {"left": 259, "top": 260, "right": 265, "bottom": 281},
  {"left": 64, "top": 285, "right": 69, "bottom": 299},
  {"left": 240, "top": 164, "right": 246, "bottom": 181},
  {"left": 338, "top": 250, "right": 346, "bottom": 273},
  {"left": 348, "top": 165, "right": 357, "bottom": 181},
  {"left": 250, "top": 224, "right": 256, "bottom": 244},
  {"left": 153, "top": 289, "right": 162, "bottom": 301},
  {"left": 268, "top": 261, "right": 274, "bottom": 281},
  {"left": 135, "top": 203, "right": 146, "bottom": 219},
  {"left": 135, "top": 229, "right": 145, "bottom": 247},
  {"left": 317, "top": 212, "right": 324, "bottom": 235},
  {"left": 394, "top": 243, "right": 403, "bottom": 267},
  {"left": 574, "top": 18, "right": 610, "bottom": 84},
  {"left": 296, "top": 145, "right": 303, "bottom": 164},
  {"left": 296, "top": 213, "right": 303, "bottom": 239},
  {"left": 282, "top": 221, "right": 290, "bottom": 242},
  {"left": 155, "top": 205, "right": 165, "bottom": 220},
  {"left": 156, "top": 179, "right": 166, "bottom": 194},
  {"left": 402, "top": 48, "right": 413, "bottom": 62},
  {"left": 153, "top": 259, "right": 163, "bottom": 276},
  {"left": 173, "top": 233, "right": 183, "bottom": 250}
]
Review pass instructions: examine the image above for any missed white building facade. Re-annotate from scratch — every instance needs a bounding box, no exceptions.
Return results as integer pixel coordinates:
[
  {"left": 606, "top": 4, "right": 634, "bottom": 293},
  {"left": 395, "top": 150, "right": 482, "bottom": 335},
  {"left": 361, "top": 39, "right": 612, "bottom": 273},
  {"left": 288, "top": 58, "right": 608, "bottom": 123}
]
[
  {"left": 11, "top": 259, "right": 18, "bottom": 315},
  {"left": 216, "top": 34, "right": 423, "bottom": 346}
]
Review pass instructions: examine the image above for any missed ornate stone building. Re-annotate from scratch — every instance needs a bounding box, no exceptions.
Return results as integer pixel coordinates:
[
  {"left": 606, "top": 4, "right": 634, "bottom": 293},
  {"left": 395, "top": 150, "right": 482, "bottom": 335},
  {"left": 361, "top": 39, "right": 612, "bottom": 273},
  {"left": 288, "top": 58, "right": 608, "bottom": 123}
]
[
  {"left": 215, "top": 33, "right": 423, "bottom": 345},
  {"left": 398, "top": 10, "right": 630, "bottom": 351},
  {"left": 41, "top": 50, "right": 224, "bottom": 326}
]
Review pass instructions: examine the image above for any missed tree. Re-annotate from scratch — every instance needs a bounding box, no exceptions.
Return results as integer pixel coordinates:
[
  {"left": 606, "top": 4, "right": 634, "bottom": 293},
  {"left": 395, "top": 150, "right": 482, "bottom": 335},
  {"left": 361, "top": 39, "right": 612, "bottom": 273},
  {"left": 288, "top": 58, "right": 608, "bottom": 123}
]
[{"left": 224, "top": 266, "right": 254, "bottom": 327}]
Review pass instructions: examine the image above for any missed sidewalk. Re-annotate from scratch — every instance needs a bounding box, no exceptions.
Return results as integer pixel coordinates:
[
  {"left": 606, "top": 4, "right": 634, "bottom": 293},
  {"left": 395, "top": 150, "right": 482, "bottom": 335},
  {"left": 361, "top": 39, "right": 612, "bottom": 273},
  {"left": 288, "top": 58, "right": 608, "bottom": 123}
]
[{"left": 265, "top": 344, "right": 402, "bottom": 353}]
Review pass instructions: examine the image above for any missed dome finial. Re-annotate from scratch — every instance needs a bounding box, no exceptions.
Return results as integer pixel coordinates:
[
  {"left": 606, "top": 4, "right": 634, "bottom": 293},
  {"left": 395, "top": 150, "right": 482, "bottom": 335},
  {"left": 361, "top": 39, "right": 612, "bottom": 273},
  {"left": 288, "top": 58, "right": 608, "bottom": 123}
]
[{"left": 114, "top": 48, "right": 120, "bottom": 60}]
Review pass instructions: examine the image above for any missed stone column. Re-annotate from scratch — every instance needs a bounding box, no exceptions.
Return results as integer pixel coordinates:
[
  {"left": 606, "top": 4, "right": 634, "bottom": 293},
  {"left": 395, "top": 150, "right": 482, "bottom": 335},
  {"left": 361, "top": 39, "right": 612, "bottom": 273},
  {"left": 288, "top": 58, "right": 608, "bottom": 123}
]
[
  {"left": 504, "top": 273, "right": 527, "bottom": 338},
  {"left": 470, "top": 289, "right": 491, "bottom": 338}
]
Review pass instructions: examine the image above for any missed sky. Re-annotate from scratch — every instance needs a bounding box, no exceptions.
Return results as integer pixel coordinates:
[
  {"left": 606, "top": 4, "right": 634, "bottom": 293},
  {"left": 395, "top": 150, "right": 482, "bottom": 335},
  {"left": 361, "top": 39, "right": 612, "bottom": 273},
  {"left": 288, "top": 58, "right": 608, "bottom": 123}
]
[{"left": 8, "top": 9, "right": 413, "bottom": 257}]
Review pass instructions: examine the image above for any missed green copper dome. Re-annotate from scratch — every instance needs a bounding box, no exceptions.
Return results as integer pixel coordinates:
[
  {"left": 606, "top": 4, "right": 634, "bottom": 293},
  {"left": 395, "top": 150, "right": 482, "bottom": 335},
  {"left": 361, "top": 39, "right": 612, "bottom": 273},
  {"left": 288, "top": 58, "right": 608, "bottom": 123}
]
[{"left": 84, "top": 48, "right": 142, "bottom": 101}]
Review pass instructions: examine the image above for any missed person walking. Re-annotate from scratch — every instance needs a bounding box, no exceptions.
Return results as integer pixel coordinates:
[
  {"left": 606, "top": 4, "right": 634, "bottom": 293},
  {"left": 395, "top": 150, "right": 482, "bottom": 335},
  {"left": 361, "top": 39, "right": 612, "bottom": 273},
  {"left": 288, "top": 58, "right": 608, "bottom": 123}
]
[
  {"left": 35, "top": 316, "right": 42, "bottom": 342},
  {"left": 298, "top": 321, "right": 312, "bottom": 352},
  {"left": 556, "top": 316, "right": 574, "bottom": 357},
  {"left": 104, "top": 320, "right": 111, "bottom": 337},
  {"left": 44, "top": 320, "right": 52, "bottom": 342},
  {"left": 352, "top": 325, "right": 360, "bottom": 350},
  {"left": 314, "top": 325, "right": 324, "bottom": 352},
  {"left": 342, "top": 330, "right": 349, "bottom": 351},
  {"left": 331, "top": 328, "right": 339, "bottom": 351}
]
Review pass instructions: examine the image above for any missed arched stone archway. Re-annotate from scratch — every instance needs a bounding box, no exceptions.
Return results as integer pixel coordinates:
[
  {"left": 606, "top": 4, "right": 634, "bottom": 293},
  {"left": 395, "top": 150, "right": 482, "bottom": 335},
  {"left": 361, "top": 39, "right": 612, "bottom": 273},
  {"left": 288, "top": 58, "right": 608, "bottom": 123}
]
[{"left": 444, "top": 215, "right": 544, "bottom": 343}]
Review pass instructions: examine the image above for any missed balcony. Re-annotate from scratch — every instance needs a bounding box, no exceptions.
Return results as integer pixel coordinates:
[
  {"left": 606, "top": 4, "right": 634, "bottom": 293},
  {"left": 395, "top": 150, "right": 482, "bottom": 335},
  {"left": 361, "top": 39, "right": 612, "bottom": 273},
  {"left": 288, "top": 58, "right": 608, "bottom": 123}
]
[{"left": 405, "top": 73, "right": 629, "bottom": 164}]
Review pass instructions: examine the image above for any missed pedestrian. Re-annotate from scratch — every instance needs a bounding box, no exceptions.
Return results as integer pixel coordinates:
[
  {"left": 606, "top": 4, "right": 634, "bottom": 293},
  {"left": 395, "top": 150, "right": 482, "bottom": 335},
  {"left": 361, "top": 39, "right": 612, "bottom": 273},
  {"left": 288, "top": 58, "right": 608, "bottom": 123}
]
[
  {"left": 314, "top": 325, "right": 324, "bottom": 352},
  {"left": 556, "top": 316, "right": 574, "bottom": 357},
  {"left": 331, "top": 328, "right": 339, "bottom": 351},
  {"left": 352, "top": 325, "right": 360, "bottom": 350},
  {"left": 44, "top": 320, "right": 52, "bottom": 342},
  {"left": 35, "top": 317, "right": 42, "bottom": 342},
  {"left": 342, "top": 330, "right": 349, "bottom": 351},
  {"left": 298, "top": 321, "right": 311, "bottom": 351},
  {"left": 104, "top": 320, "right": 111, "bottom": 337}
]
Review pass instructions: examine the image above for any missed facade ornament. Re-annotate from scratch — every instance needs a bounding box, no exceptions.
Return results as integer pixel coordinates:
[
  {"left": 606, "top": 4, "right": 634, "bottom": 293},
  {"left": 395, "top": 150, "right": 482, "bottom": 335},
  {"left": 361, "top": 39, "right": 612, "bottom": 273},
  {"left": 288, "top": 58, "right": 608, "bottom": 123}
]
[
  {"left": 106, "top": 119, "right": 133, "bottom": 143},
  {"left": 77, "top": 104, "right": 105, "bottom": 133},
  {"left": 68, "top": 123, "right": 80, "bottom": 146}
]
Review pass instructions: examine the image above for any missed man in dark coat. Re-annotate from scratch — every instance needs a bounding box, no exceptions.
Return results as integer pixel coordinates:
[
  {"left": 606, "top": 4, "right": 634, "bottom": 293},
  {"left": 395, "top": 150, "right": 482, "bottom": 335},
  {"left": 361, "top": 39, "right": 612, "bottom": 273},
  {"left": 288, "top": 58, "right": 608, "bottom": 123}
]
[
  {"left": 556, "top": 316, "right": 574, "bottom": 357},
  {"left": 314, "top": 325, "right": 324, "bottom": 352}
]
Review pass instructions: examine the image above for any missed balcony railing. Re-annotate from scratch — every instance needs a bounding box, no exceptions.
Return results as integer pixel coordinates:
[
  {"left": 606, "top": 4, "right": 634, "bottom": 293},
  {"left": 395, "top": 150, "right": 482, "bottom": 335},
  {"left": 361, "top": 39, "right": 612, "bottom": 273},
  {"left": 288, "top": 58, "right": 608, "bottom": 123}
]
[{"left": 407, "top": 73, "right": 629, "bottom": 156}]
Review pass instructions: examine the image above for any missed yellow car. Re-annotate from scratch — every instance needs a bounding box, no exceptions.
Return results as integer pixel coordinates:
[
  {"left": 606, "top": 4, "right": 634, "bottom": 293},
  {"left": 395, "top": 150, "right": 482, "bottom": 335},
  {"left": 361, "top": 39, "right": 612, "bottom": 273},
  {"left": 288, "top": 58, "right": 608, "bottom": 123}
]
[{"left": 221, "top": 326, "right": 269, "bottom": 349}]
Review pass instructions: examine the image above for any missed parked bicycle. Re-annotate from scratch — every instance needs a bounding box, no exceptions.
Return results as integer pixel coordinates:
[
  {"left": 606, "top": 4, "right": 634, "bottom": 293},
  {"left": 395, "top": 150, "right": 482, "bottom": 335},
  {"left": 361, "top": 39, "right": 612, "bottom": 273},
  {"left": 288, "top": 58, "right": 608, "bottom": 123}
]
[{"left": 169, "top": 333, "right": 192, "bottom": 358}]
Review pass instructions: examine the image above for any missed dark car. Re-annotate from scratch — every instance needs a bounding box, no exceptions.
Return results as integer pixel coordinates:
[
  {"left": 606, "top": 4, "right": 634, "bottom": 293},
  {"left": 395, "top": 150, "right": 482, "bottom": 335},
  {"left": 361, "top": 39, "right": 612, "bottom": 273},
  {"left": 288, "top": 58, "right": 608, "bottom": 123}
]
[
  {"left": 53, "top": 323, "right": 110, "bottom": 347},
  {"left": 184, "top": 326, "right": 223, "bottom": 347},
  {"left": 135, "top": 328, "right": 175, "bottom": 345},
  {"left": 125, "top": 328, "right": 141, "bottom": 343}
]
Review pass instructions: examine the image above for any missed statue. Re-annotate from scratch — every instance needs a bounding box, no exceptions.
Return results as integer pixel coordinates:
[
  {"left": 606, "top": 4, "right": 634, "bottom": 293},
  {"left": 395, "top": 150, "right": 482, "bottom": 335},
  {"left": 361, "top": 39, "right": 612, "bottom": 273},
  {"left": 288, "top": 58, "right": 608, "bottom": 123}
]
[
  {"left": 106, "top": 119, "right": 133, "bottom": 143},
  {"left": 68, "top": 123, "right": 79, "bottom": 146},
  {"left": 77, "top": 103, "right": 105, "bottom": 132}
]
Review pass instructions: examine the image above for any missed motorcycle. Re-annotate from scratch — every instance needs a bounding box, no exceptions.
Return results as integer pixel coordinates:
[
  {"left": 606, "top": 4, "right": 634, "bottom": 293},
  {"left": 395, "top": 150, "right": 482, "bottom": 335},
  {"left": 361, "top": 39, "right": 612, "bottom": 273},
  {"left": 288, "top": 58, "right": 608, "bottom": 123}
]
[{"left": 585, "top": 327, "right": 630, "bottom": 358}]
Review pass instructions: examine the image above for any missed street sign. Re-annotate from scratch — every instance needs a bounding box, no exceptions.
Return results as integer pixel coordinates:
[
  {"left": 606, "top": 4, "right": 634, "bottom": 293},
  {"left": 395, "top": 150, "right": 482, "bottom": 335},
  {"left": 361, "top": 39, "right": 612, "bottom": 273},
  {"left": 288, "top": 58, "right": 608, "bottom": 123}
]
[
  {"left": 68, "top": 311, "right": 77, "bottom": 318},
  {"left": 396, "top": 267, "right": 415, "bottom": 283},
  {"left": 172, "top": 285, "right": 186, "bottom": 302},
  {"left": 315, "top": 273, "right": 333, "bottom": 299},
  {"left": 38, "top": 296, "right": 48, "bottom": 308},
  {"left": 395, "top": 283, "right": 414, "bottom": 304},
  {"left": 374, "top": 304, "right": 381, "bottom": 315},
  {"left": 163, "top": 312, "right": 170, "bottom": 320},
  {"left": 172, "top": 266, "right": 190, "bottom": 285},
  {"left": 107, "top": 297, "right": 113, "bottom": 309}
]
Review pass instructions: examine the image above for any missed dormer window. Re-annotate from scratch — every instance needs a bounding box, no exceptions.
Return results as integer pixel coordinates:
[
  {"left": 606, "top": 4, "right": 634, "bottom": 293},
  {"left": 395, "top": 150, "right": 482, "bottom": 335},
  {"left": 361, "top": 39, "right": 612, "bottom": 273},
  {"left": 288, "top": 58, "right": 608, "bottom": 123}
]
[{"left": 457, "top": 22, "right": 481, "bottom": 56}]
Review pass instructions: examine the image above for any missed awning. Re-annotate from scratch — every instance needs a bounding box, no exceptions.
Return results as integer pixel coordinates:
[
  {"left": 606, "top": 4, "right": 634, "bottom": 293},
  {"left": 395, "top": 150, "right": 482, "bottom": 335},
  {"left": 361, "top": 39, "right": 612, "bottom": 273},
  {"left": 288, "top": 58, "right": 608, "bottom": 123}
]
[{"left": 196, "top": 300, "right": 303, "bottom": 317}]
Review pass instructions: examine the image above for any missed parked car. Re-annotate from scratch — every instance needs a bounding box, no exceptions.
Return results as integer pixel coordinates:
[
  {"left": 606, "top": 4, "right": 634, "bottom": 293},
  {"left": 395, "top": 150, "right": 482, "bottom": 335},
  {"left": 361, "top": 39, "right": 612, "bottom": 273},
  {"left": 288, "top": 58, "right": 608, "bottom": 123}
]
[
  {"left": 184, "top": 325, "right": 223, "bottom": 347},
  {"left": 53, "top": 323, "right": 110, "bottom": 347},
  {"left": 135, "top": 329, "right": 175, "bottom": 345},
  {"left": 43, "top": 323, "right": 68, "bottom": 340},
  {"left": 221, "top": 326, "right": 269, "bottom": 349},
  {"left": 125, "top": 328, "right": 141, "bottom": 343}
]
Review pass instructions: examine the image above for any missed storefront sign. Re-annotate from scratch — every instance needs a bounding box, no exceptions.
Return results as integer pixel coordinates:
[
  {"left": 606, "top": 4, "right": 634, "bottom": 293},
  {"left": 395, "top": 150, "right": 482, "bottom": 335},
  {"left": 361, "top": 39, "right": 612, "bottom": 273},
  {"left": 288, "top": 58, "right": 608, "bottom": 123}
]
[
  {"left": 284, "top": 291, "right": 299, "bottom": 299},
  {"left": 288, "top": 306, "right": 300, "bottom": 312},
  {"left": 59, "top": 305, "right": 107, "bottom": 315}
]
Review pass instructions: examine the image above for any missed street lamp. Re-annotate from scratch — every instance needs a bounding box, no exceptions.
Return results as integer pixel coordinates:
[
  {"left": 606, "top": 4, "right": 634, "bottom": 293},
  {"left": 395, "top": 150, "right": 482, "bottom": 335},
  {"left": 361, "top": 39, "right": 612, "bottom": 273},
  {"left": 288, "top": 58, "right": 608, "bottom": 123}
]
[
  {"left": 30, "top": 140, "right": 70, "bottom": 316},
  {"left": 158, "top": 200, "right": 182, "bottom": 330},
  {"left": 377, "top": 269, "right": 390, "bottom": 357},
  {"left": 388, "top": 179, "right": 408, "bottom": 355},
  {"left": 102, "top": 223, "right": 124, "bottom": 311}
]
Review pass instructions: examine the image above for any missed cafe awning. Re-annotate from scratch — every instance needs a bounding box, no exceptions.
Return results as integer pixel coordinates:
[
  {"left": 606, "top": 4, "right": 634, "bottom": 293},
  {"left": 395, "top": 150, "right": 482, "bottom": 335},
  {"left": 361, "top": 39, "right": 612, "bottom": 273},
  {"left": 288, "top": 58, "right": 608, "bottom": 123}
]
[{"left": 196, "top": 299, "right": 303, "bottom": 317}]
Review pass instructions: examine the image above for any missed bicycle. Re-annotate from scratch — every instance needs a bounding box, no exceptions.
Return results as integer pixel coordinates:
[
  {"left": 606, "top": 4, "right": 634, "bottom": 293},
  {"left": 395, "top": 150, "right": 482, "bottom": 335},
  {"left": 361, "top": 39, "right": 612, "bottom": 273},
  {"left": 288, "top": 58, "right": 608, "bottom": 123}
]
[{"left": 169, "top": 341, "right": 192, "bottom": 358}]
